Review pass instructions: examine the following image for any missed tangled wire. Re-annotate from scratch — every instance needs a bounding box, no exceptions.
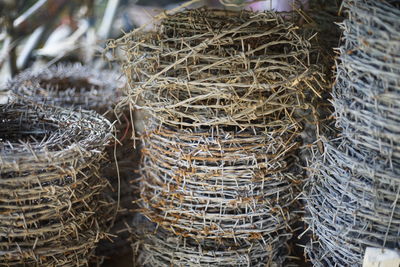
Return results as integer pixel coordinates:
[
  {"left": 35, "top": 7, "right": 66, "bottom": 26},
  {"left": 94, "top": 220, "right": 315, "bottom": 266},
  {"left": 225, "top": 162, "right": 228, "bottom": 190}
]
[
  {"left": 305, "top": 137, "right": 400, "bottom": 266},
  {"left": 10, "top": 63, "right": 124, "bottom": 115},
  {"left": 305, "top": 0, "right": 400, "bottom": 265},
  {"left": 113, "top": 8, "right": 324, "bottom": 130},
  {"left": 0, "top": 101, "right": 114, "bottom": 266},
  {"left": 8, "top": 63, "right": 138, "bottom": 257}
]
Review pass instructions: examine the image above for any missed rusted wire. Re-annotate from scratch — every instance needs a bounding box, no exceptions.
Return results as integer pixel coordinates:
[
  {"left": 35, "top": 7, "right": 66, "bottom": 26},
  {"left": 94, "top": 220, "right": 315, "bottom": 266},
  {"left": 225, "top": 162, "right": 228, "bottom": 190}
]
[
  {"left": 113, "top": 8, "right": 324, "bottom": 130},
  {"left": 140, "top": 228, "right": 290, "bottom": 267},
  {"left": 7, "top": 62, "right": 138, "bottom": 258},
  {"left": 108, "top": 7, "right": 324, "bottom": 265},
  {"left": 139, "top": 120, "right": 302, "bottom": 241}
]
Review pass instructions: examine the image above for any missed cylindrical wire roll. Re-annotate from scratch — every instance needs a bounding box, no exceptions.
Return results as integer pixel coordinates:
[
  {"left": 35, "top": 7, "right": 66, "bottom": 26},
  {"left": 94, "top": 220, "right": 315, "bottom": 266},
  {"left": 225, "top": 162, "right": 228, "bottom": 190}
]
[
  {"left": 333, "top": 0, "right": 400, "bottom": 159},
  {"left": 10, "top": 63, "right": 123, "bottom": 115},
  {"left": 0, "top": 101, "right": 114, "bottom": 266},
  {"left": 108, "top": 6, "right": 325, "bottom": 265},
  {"left": 116, "top": 8, "right": 324, "bottom": 129},
  {"left": 9, "top": 63, "right": 137, "bottom": 257}
]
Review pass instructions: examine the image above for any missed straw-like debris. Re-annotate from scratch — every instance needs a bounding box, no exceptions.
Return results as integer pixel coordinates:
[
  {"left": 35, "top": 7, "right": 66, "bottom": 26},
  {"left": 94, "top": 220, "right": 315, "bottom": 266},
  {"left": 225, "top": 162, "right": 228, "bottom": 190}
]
[{"left": 0, "top": 101, "right": 114, "bottom": 266}]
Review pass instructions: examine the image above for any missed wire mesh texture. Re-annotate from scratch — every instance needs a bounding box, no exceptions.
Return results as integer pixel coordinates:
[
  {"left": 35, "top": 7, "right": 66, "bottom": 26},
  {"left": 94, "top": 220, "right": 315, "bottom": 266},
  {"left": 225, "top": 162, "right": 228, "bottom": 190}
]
[
  {"left": 107, "top": 7, "right": 325, "bottom": 265},
  {"left": 0, "top": 101, "right": 114, "bottom": 266},
  {"left": 305, "top": 0, "right": 400, "bottom": 266}
]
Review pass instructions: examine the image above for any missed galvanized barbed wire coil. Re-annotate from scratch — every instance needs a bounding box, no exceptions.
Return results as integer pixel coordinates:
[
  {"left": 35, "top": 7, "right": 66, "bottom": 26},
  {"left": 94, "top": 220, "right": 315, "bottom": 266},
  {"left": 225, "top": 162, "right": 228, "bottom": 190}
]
[
  {"left": 305, "top": 1, "right": 400, "bottom": 265},
  {"left": 0, "top": 101, "right": 114, "bottom": 266},
  {"left": 140, "top": 228, "right": 290, "bottom": 267},
  {"left": 138, "top": 121, "right": 302, "bottom": 241},
  {"left": 113, "top": 8, "right": 324, "bottom": 129},
  {"left": 332, "top": 0, "right": 400, "bottom": 159},
  {"left": 305, "top": 137, "right": 400, "bottom": 266},
  {"left": 8, "top": 63, "right": 138, "bottom": 258},
  {"left": 9, "top": 63, "right": 124, "bottom": 115}
]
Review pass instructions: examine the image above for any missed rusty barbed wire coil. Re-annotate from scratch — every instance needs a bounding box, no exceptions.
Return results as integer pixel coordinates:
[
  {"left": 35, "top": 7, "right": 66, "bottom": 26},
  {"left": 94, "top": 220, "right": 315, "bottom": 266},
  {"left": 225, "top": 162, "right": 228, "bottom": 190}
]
[
  {"left": 7, "top": 63, "right": 139, "bottom": 258},
  {"left": 140, "top": 228, "right": 290, "bottom": 266},
  {"left": 107, "top": 7, "right": 325, "bottom": 265},
  {"left": 139, "top": 121, "right": 302, "bottom": 241}
]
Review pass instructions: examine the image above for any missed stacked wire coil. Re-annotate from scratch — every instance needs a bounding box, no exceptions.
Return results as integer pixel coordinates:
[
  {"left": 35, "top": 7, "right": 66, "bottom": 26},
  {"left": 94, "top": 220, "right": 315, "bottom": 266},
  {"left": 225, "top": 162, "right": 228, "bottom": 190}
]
[
  {"left": 10, "top": 63, "right": 122, "bottom": 114},
  {"left": 305, "top": 0, "right": 400, "bottom": 265},
  {"left": 111, "top": 7, "right": 324, "bottom": 265},
  {"left": 8, "top": 63, "right": 137, "bottom": 257}
]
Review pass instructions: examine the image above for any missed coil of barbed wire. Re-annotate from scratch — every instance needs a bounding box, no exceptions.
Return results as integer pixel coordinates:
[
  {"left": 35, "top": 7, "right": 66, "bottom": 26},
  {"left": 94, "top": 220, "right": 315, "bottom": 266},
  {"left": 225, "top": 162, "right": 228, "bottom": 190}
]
[
  {"left": 138, "top": 121, "right": 302, "bottom": 240},
  {"left": 0, "top": 101, "right": 114, "bottom": 266},
  {"left": 106, "top": 6, "right": 325, "bottom": 264},
  {"left": 140, "top": 227, "right": 289, "bottom": 267},
  {"left": 305, "top": 137, "right": 400, "bottom": 266},
  {"left": 10, "top": 63, "right": 124, "bottom": 115},
  {"left": 8, "top": 62, "right": 137, "bottom": 257},
  {"left": 115, "top": 8, "right": 324, "bottom": 129},
  {"left": 332, "top": 0, "right": 400, "bottom": 159}
]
